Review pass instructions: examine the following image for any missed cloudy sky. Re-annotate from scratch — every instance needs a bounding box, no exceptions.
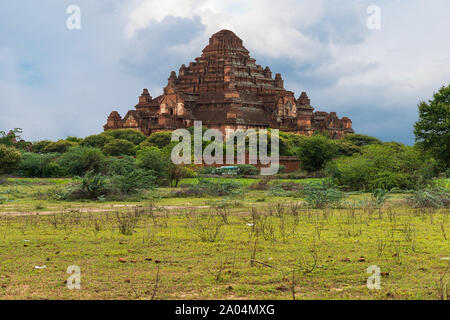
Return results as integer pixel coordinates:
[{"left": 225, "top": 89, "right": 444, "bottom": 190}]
[{"left": 1, "top": 0, "right": 449, "bottom": 144}]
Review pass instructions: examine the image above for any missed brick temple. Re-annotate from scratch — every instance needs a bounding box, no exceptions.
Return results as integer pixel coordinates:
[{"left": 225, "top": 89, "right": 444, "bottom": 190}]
[{"left": 105, "top": 30, "right": 353, "bottom": 138}]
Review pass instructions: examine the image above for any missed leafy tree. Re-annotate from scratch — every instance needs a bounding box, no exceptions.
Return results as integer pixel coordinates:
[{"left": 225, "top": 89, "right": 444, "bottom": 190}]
[
  {"left": 282, "top": 132, "right": 307, "bottom": 150},
  {"left": 0, "top": 128, "right": 22, "bottom": 147},
  {"left": 0, "top": 145, "right": 22, "bottom": 174},
  {"left": 32, "top": 140, "right": 52, "bottom": 153},
  {"left": 82, "top": 134, "right": 113, "bottom": 149},
  {"left": 66, "top": 136, "right": 83, "bottom": 143},
  {"left": 343, "top": 133, "right": 382, "bottom": 147},
  {"left": 334, "top": 140, "right": 361, "bottom": 157},
  {"left": 140, "top": 131, "right": 173, "bottom": 149},
  {"left": 111, "top": 169, "right": 156, "bottom": 195},
  {"left": 102, "top": 129, "right": 146, "bottom": 145},
  {"left": 43, "top": 140, "right": 77, "bottom": 153},
  {"left": 105, "top": 156, "right": 137, "bottom": 176},
  {"left": 295, "top": 135, "right": 338, "bottom": 172},
  {"left": 18, "top": 153, "right": 66, "bottom": 177},
  {"left": 58, "top": 146, "right": 106, "bottom": 176},
  {"left": 136, "top": 146, "right": 169, "bottom": 182},
  {"left": 102, "top": 139, "right": 136, "bottom": 156},
  {"left": 327, "top": 143, "right": 438, "bottom": 191},
  {"left": 414, "top": 85, "right": 450, "bottom": 168}
]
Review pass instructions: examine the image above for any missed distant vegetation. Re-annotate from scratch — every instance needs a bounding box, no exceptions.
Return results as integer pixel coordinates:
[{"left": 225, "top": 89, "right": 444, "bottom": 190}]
[{"left": 0, "top": 85, "right": 449, "bottom": 201}]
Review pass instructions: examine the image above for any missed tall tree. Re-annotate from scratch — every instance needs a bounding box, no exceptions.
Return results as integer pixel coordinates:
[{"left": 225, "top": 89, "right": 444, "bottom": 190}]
[{"left": 414, "top": 85, "right": 450, "bottom": 168}]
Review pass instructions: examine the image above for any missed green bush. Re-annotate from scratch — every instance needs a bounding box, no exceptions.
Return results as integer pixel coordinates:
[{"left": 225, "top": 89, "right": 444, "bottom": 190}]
[
  {"left": 43, "top": 140, "right": 77, "bottom": 153},
  {"left": 334, "top": 140, "right": 361, "bottom": 157},
  {"left": 111, "top": 169, "right": 156, "bottom": 195},
  {"left": 140, "top": 131, "right": 173, "bottom": 149},
  {"left": 406, "top": 188, "right": 450, "bottom": 208},
  {"left": 301, "top": 181, "right": 343, "bottom": 209},
  {"left": 102, "top": 129, "right": 146, "bottom": 145},
  {"left": 0, "top": 145, "right": 22, "bottom": 174},
  {"left": 199, "top": 167, "right": 217, "bottom": 175},
  {"left": 343, "top": 134, "right": 382, "bottom": 147},
  {"left": 31, "top": 140, "right": 52, "bottom": 153},
  {"left": 328, "top": 143, "right": 438, "bottom": 191},
  {"left": 105, "top": 156, "right": 137, "bottom": 176},
  {"left": 58, "top": 146, "right": 106, "bottom": 176},
  {"left": 102, "top": 139, "right": 136, "bottom": 156},
  {"left": 237, "top": 164, "right": 259, "bottom": 176},
  {"left": 296, "top": 135, "right": 338, "bottom": 172},
  {"left": 17, "top": 153, "right": 65, "bottom": 177},
  {"left": 81, "top": 134, "right": 113, "bottom": 149},
  {"left": 178, "top": 179, "right": 241, "bottom": 197},
  {"left": 136, "top": 146, "right": 168, "bottom": 180}
]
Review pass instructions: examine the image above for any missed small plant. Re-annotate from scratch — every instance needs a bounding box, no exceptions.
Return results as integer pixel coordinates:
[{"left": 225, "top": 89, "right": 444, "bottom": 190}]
[
  {"left": 115, "top": 210, "right": 140, "bottom": 235},
  {"left": 407, "top": 188, "right": 450, "bottom": 208},
  {"left": 185, "top": 211, "right": 224, "bottom": 242},
  {"left": 372, "top": 188, "right": 390, "bottom": 207},
  {"left": 302, "top": 181, "right": 343, "bottom": 209}
]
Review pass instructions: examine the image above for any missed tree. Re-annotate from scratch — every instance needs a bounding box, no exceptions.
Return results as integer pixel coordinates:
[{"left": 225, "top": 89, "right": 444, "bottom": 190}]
[
  {"left": 58, "top": 146, "right": 106, "bottom": 176},
  {"left": 102, "top": 129, "right": 146, "bottom": 145},
  {"left": 32, "top": 140, "right": 52, "bottom": 153},
  {"left": 414, "top": 85, "right": 450, "bottom": 168},
  {"left": 343, "top": 134, "right": 381, "bottom": 147},
  {"left": 43, "top": 140, "right": 77, "bottom": 153},
  {"left": 18, "top": 153, "right": 66, "bottom": 177},
  {"left": 0, "top": 128, "right": 23, "bottom": 147},
  {"left": 82, "top": 134, "right": 113, "bottom": 149},
  {"left": 295, "top": 135, "right": 338, "bottom": 172},
  {"left": 0, "top": 145, "right": 22, "bottom": 174},
  {"left": 327, "top": 143, "right": 438, "bottom": 191},
  {"left": 102, "top": 139, "right": 136, "bottom": 156},
  {"left": 140, "top": 131, "right": 173, "bottom": 149},
  {"left": 136, "top": 147, "right": 169, "bottom": 183}
]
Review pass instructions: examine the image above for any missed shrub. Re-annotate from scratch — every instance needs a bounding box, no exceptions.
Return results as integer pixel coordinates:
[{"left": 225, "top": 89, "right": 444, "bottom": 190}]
[
  {"left": 58, "top": 146, "right": 106, "bottom": 176},
  {"left": 176, "top": 179, "right": 241, "bottom": 197},
  {"left": 105, "top": 156, "right": 137, "bottom": 176},
  {"left": 199, "top": 166, "right": 217, "bottom": 175},
  {"left": 296, "top": 135, "right": 338, "bottom": 172},
  {"left": 102, "top": 139, "right": 136, "bottom": 156},
  {"left": 81, "top": 134, "right": 113, "bottom": 149},
  {"left": 168, "top": 165, "right": 196, "bottom": 187},
  {"left": 17, "top": 153, "right": 65, "bottom": 177},
  {"left": 102, "top": 129, "right": 146, "bottom": 145},
  {"left": 334, "top": 140, "right": 361, "bottom": 157},
  {"left": 196, "top": 179, "right": 241, "bottom": 196},
  {"left": 31, "top": 140, "right": 52, "bottom": 153},
  {"left": 301, "top": 181, "right": 343, "bottom": 208},
  {"left": 140, "top": 131, "right": 173, "bottom": 149},
  {"left": 136, "top": 147, "right": 168, "bottom": 181},
  {"left": 249, "top": 176, "right": 273, "bottom": 190},
  {"left": 237, "top": 164, "right": 259, "bottom": 176},
  {"left": 0, "top": 145, "right": 22, "bottom": 174},
  {"left": 111, "top": 169, "right": 156, "bottom": 195},
  {"left": 43, "top": 140, "right": 77, "bottom": 153},
  {"left": 328, "top": 143, "right": 438, "bottom": 191},
  {"left": 66, "top": 171, "right": 112, "bottom": 200},
  {"left": 406, "top": 188, "right": 450, "bottom": 208},
  {"left": 343, "top": 134, "right": 382, "bottom": 147}
]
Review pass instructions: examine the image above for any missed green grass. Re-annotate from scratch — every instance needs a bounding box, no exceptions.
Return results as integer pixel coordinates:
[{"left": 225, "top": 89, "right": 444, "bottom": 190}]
[{"left": 0, "top": 178, "right": 448, "bottom": 300}]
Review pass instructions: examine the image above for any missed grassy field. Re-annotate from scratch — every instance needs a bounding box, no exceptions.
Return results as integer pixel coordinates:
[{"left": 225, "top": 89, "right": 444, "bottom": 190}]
[{"left": 0, "top": 177, "right": 448, "bottom": 300}]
